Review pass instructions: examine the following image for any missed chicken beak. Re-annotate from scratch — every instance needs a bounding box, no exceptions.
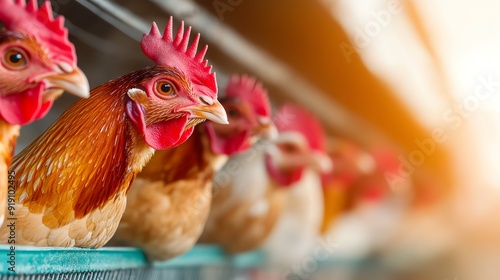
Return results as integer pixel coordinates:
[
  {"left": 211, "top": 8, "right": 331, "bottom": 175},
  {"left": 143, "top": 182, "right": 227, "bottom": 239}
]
[
  {"left": 309, "top": 151, "right": 334, "bottom": 173},
  {"left": 256, "top": 117, "right": 278, "bottom": 140},
  {"left": 185, "top": 99, "right": 229, "bottom": 125},
  {"left": 44, "top": 66, "right": 90, "bottom": 99}
]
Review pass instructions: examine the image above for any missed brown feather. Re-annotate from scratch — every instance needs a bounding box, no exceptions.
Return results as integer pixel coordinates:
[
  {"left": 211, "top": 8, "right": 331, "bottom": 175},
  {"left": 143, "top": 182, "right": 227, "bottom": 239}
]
[
  {"left": 0, "top": 120, "right": 19, "bottom": 224},
  {"left": 12, "top": 76, "right": 130, "bottom": 221},
  {"left": 200, "top": 181, "right": 286, "bottom": 253},
  {"left": 111, "top": 125, "right": 224, "bottom": 260},
  {"left": 137, "top": 125, "right": 211, "bottom": 183}
]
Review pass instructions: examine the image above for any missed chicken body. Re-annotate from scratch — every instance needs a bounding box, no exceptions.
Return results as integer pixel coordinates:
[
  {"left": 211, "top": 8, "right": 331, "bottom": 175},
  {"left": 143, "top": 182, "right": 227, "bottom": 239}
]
[
  {"left": 262, "top": 168, "right": 324, "bottom": 265},
  {"left": 200, "top": 142, "right": 287, "bottom": 253},
  {"left": 111, "top": 125, "right": 225, "bottom": 260}
]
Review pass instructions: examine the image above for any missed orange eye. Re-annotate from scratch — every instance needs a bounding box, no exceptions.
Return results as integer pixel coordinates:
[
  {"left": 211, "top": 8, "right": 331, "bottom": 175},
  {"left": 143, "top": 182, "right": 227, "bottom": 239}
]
[
  {"left": 3, "top": 48, "right": 27, "bottom": 69},
  {"left": 280, "top": 143, "right": 299, "bottom": 153},
  {"left": 225, "top": 105, "right": 241, "bottom": 118},
  {"left": 156, "top": 82, "right": 175, "bottom": 96}
]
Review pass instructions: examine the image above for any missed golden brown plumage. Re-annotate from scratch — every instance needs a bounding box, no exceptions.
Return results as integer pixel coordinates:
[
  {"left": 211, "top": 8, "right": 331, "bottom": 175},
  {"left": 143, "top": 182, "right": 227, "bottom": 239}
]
[
  {"left": 0, "top": 72, "right": 153, "bottom": 247},
  {"left": 0, "top": 122, "right": 18, "bottom": 225},
  {"left": 111, "top": 125, "right": 224, "bottom": 260}
]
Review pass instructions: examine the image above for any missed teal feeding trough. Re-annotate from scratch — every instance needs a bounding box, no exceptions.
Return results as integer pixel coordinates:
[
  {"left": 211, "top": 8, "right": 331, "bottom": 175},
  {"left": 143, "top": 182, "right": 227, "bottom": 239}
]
[{"left": 0, "top": 245, "right": 266, "bottom": 279}]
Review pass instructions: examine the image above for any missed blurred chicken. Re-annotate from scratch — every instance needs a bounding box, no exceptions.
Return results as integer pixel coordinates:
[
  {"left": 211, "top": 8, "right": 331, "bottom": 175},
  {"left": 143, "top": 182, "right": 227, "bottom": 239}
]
[
  {"left": 322, "top": 147, "right": 411, "bottom": 265},
  {"left": 320, "top": 140, "right": 375, "bottom": 234},
  {"left": 110, "top": 74, "right": 274, "bottom": 260},
  {"left": 261, "top": 104, "right": 332, "bottom": 265},
  {"left": 201, "top": 104, "right": 331, "bottom": 265},
  {"left": 0, "top": 19, "right": 227, "bottom": 247},
  {"left": 0, "top": 0, "right": 88, "bottom": 225}
]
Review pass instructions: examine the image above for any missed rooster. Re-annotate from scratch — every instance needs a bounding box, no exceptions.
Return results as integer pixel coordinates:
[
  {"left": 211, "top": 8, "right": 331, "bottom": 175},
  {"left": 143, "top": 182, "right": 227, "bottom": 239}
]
[
  {"left": 0, "top": 18, "right": 227, "bottom": 248},
  {"left": 0, "top": 0, "right": 89, "bottom": 225},
  {"left": 110, "top": 74, "right": 275, "bottom": 261},
  {"left": 200, "top": 104, "right": 332, "bottom": 264}
]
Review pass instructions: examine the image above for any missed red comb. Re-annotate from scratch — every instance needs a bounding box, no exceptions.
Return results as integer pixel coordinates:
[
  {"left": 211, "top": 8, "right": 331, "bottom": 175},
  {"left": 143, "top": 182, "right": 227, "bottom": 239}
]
[
  {"left": 0, "top": 0, "right": 76, "bottom": 65},
  {"left": 225, "top": 74, "right": 271, "bottom": 117},
  {"left": 274, "top": 103, "right": 327, "bottom": 152},
  {"left": 141, "top": 18, "right": 217, "bottom": 99}
]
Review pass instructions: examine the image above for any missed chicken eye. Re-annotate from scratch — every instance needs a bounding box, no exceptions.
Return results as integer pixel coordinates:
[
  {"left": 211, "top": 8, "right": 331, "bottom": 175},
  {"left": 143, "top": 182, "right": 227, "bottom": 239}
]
[
  {"left": 156, "top": 82, "right": 175, "bottom": 96},
  {"left": 227, "top": 108, "right": 240, "bottom": 117},
  {"left": 3, "top": 48, "right": 27, "bottom": 69},
  {"left": 280, "top": 143, "right": 298, "bottom": 153}
]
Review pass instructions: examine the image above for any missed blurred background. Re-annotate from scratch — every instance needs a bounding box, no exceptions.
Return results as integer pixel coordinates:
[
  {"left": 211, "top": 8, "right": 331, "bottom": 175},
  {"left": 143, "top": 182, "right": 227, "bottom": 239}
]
[{"left": 17, "top": 0, "right": 500, "bottom": 279}]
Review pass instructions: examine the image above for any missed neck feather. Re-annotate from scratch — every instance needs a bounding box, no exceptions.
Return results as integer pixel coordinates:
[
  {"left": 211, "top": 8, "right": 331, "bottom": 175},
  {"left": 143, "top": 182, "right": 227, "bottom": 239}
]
[
  {"left": 12, "top": 72, "right": 154, "bottom": 218},
  {"left": 0, "top": 120, "right": 19, "bottom": 166}
]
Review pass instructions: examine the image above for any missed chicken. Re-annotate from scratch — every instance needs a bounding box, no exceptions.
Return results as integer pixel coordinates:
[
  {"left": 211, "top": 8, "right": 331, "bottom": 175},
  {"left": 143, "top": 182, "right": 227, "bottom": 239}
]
[
  {"left": 320, "top": 140, "right": 375, "bottom": 234},
  {"left": 110, "top": 74, "right": 274, "bottom": 261},
  {"left": 260, "top": 104, "right": 332, "bottom": 266},
  {"left": 0, "top": 18, "right": 227, "bottom": 248},
  {"left": 321, "top": 147, "right": 411, "bottom": 269},
  {"left": 200, "top": 104, "right": 332, "bottom": 263},
  {"left": 0, "top": 0, "right": 89, "bottom": 226}
]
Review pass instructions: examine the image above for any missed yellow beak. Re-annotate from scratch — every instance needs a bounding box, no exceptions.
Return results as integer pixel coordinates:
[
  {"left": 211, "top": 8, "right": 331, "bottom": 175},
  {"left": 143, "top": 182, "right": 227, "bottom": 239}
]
[
  {"left": 256, "top": 118, "right": 278, "bottom": 140},
  {"left": 185, "top": 99, "right": 229, "bottom": 125},
  {"left": 44, "top": 66, "right": 90, "bottom": 98}
]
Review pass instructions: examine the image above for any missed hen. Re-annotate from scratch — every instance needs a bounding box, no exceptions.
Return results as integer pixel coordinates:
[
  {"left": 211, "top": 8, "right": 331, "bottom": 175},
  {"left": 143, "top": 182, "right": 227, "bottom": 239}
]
[
  {"left": 111, "top": 74, "right": 274, "bottom": 260},
  {"left": 321, "top": 147, "right": 411, "bottom": 268},
  {"left": 320, "top": 140, "right": 375, "bottom": 234},
  {"left": 200, "top": 104, "right": 332, "bottom": 263},
  {"left": 0, "top": 0, "right": 88, "bottom": 225},
  {"left": 0, "top": 18, "right": 227, "bottom": 248}
]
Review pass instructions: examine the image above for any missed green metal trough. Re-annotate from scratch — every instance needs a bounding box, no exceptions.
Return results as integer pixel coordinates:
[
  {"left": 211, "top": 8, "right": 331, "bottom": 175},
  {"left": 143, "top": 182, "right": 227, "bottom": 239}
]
[{"left": 0, "top": 245, "right": 266, "bottom": 279}]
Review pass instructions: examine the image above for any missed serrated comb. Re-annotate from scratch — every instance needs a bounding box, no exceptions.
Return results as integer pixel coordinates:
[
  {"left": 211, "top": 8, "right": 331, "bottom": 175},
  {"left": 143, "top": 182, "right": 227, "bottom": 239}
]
[
  {"left": 141, "top": 17, "right": 217, "bottom": 99},
  {"left": 274, "top": 103, "right": 327, "bottom": 152},
  {"left": 225, "top": 74, "right": 271, "bottom": 117},
  {"left": 0, "top": 0, "right": 77, "bottom": 66}
]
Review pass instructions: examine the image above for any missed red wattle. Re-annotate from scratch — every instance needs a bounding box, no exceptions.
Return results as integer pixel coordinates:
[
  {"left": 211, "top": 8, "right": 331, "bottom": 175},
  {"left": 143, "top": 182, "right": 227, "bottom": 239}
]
[
  {"left": 0, "top": 84, "right": 46, "bottom": 125},
  {"left": 265, "top": 153, "right": 304, "bottom": 187},
  {"left": 34, "top": 100, "right": 54, "bottom": 120},
  {"left": 205, "top": 123, "right": 251, "bottom": 156},
  {"left": 172, "top": 126, "right": 195, "bottom": 148},
  {"left": 144, "top": 116, "right": 190, "bottom": 150},
  {"left": 125, "top": 99, "right": 194, "bottom": 150}
]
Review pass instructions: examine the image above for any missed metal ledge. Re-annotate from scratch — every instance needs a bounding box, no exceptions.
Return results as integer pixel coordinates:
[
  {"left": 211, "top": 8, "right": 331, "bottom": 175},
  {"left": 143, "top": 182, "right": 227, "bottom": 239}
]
[{"left": 0, "top": 245, "right": 264, "bottom": 275}]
